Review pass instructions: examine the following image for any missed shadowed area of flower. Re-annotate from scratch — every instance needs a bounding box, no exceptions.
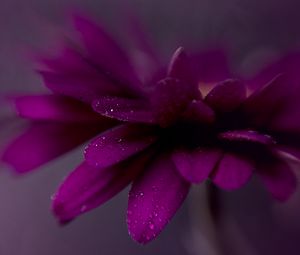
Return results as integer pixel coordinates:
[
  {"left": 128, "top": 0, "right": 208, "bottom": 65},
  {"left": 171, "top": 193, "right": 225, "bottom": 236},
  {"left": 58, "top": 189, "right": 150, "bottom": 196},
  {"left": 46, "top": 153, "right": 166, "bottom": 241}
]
[{"left": 3, "top": 14, "right": 300, "bottom": 245}]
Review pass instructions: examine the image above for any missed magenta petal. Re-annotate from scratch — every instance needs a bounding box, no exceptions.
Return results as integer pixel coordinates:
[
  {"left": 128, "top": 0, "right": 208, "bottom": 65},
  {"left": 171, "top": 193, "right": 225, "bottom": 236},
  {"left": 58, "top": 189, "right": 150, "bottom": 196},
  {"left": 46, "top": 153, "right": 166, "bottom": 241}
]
[
  {"left": 205, "top": 79, "right": 246, "bottom": 112},
  {"left": 168, "top": 47, "right": 201, "bottom": 98},
  {"left": 52, "top": 155, "right": 147, "bottom": 224},
  {"left": 152, "top": 78, "right": 193, "bottom": 127},
  {"left": 39, "top": 71, "right": 121, "bottom": 103},
  {"left": 211, "top": 153, "right": 254, "bottom": 190},
  {"left": 93, "top": 96, "right": 156, "bottom": 123},
  {"left": 85, "top": 124, "right": 157, "bottom": 168},
  {"left": 127, "top": 155, "right": 190, "bottom": 244},
  {"left": 218, "top": 130, "right": 275, "bottom": 145},
  {"left": 2, "top": 123, "right": 102, "bottom": 173},
  {"left": 258, "top": 160, "right": 297, "bottom": 202},
  {"left": 73, "top": 15, "right": 141, "bottom": 94},
  {"left": 15, "top": 95, "right": 101, "bottom": 122},
  {"left": 182, "top": 100, "right": 215, "bottom": 124},
  {"left": 172, "top": 148, "right": 222, "bottom": 183}
]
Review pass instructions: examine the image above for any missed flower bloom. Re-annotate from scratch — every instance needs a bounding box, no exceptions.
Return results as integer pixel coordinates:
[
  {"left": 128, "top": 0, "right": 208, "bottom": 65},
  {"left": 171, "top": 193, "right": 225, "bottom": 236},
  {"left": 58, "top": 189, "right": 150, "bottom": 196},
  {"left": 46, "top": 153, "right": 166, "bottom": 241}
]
[{"left": 3, "top": 15, "right": 300, "bottom": 244}]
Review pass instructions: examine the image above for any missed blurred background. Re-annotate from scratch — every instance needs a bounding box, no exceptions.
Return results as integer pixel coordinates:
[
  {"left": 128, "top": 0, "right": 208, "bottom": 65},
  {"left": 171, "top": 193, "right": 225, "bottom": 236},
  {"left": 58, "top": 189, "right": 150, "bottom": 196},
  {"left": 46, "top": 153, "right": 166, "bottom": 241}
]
[{"left": 1, "top": 0, "right": 300, "bottom": 254}]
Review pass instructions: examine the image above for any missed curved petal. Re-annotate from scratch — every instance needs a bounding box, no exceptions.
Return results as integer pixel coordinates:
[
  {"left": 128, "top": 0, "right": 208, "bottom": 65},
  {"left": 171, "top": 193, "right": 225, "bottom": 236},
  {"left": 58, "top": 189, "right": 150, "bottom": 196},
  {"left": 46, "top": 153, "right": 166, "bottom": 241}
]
[
  {"left": 93, "top": 96, "right": 156, "bottom": 123},
  {"left": 85, "top": 124, "right": 157, "bottom": 168},
  {"left": 2, "top": 123, "right": 103, "bottom": 173},
  {"left": 172, "top": 148, "right": 222, "bottom": 183},
  {"left": 211, "top": 153, "right": 254, "bottom": 190},
  {"left": 181, "top": 100, "right": 215, "bottom": 124},
  {"left": 205, "top": 79, "right": 246, "bottom": 112},
  {"left": 15, "top": 95, "right": 102, "bottom": 123},
  {"left": 218, "top": 130, "right": 275, "bottom": 145},
  {"left": 52, "top": 154, "right": 148, "bottom": 224},
  {"left": 73, "top": 15, "right": 142, "bottom": 94},
  {"left": 168, "top": 47, "right": 201, "bottom": 98},
  {"left": 151, "top": 78, "right": 193, "bottom": 127},
  {"left": 127, "top": 155, "right": 190, "bottom": 244},
  {"left": 258, "top": 159, "right": 297, "bottom": 202}
]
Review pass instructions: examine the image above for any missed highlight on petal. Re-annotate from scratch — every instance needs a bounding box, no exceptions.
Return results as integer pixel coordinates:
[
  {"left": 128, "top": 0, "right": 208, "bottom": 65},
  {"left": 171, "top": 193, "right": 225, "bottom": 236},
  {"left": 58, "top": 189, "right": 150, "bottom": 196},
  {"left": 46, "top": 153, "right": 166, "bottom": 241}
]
[
  {"left": 85, "top": 124, "right": 157, "bottom": 168},
  {"left": 205, "top": 79, "right": 246, "bottom": 112},
  {"left": 52, "top": 154, "right": 148, "bottom": 224},
  {"left": 15, "top": 95, "right": 101, "bottom": 123},
  {"left": 92, "top": 96, "right": 156, "bottom": 123},
  {"left": 258, "top": 159, "right": 297, "bottom": 202},
  {"left": 211, "top": 153, "right": 254, "bottom": 190},
  {"left": 172, "top": 148, "right": 222, "bottom": 183},
  {"left": 2, "top": 123, "right": 103, "bottom": 173},
  {"left": 218, "top": 130, "right": 275, "bottom": 145},
  {"left": 127, "top": 155, "right": 190, "bottom": 244}
]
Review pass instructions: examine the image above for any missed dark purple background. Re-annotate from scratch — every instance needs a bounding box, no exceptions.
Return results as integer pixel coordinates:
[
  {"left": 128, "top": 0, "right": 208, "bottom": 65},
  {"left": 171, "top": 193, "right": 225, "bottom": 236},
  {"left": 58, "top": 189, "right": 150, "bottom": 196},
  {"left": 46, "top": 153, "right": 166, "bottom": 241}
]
[{"left": 1, "top": 0, "right": 300, "bottom": 254}]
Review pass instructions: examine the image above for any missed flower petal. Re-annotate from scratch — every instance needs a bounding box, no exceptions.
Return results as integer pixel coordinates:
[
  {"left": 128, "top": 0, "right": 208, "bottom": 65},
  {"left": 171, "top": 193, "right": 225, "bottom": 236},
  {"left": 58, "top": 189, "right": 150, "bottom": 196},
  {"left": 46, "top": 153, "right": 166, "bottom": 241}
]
[
  {"left": 181, "top": 100, "right": 215, "bottom": 124},
  {"left": 127, "top": 155, "right": 190, "bottom": 244},
  {"left": 258, "top": 160, "right": 297, "bottom": 202},
  {"left": 168, "top": 47, "right": 201, "bottom": 98},
  {"left": 211, "top": 153, "right": 254, "bottom": 190},
  {"left": 15, "top": 95, "right": 102, "bottom": 123},
  {"left": 172, "top": 148, "right": 222, "bottom": 183},
  {"left": 2, "top": 123, "right": 103, "bottom": 173},
  {"left": 85, "top": 124, "right": 157, "bottom": 168},
  {"left": 218, "top": 130, "right": 275, "bottom": 145},
  {"left": 52, "top": 154, "right": 148, "bottom": 224},
  {"left": 92, "top": 96, "right": 156, "bottom": 123},
  {"left": 205, "top": 79, "right": 246, "bottom": 112},
  {"left": 151, "top": 78, "right": 193, "bottom": 127},
  {"left": 73, "top": 15, "right": 142, "bottom": 94}
]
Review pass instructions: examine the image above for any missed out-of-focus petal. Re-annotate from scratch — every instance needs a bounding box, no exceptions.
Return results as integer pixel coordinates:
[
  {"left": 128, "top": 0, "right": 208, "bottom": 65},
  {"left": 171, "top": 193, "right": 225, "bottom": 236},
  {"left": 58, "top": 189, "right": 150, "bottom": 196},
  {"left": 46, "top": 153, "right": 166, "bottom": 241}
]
[
  {"left": 172, "top": 148, "right": 222, "bottom": 183},
  {"left": 92, "top": 96, "right": 156, "bottom": 123},
  {"left": 52, "top": 154, "right": 148, "bottom": 224},
  {"left": 190, "top": 49, "right": 232, "bottom": 83},
  {"left": 73, "top": 15, "right": 142, "bottom": 94},
  {"left": 127, "top": 155, "right": 190, "bottom": 244},
  {"left": 258, "top": 160, "right": 297, "bottom": 202},
  {"left": 85, "top": 124, "right": 157, "bottom": 168},
  {"left": 211, "top": 153, "right": 254, "bottom": 190},
  {"left": 218, "top": 130, "right": 275, "bottom": 145},
  {"left": 205, "top": 79, "right": 246, "bottom": 112},
  {"left": 2, "top": 123, "right": 103, "bottom": 173},
  {"left": 15, "top": 95, "right": 102, "bottom": 123},
  {"left": 243, "top": 74, "right": 300, "bottom": 129},
  {"left": 39, "top": 70, "right": 122, "bottom": 104}
]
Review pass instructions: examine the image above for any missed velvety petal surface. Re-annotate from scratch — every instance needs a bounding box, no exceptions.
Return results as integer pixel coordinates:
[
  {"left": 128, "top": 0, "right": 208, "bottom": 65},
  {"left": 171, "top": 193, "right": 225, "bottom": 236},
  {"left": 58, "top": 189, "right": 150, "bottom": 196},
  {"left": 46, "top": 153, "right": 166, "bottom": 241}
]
[
  {"left": 2, "top": 123, "right": 103, "bottom": 173},
  {"left": 211, "top": 153, "right": 254, "bottom": 190},
  {"left": 258, "top": 160, "right": 297, "bottom": 202},
  {"left": 85, "top": 124, "right": 157, "bottom": 168},
  {"left": 205, "top": 79, "right": 246, "bottom": 112},
  {"left": 172, "top": 148, "right": 222, "bottom": 183},
  {"left": 52, "top": 154, "right": 148, "bottom": 224},
  {"left": 92, "top": 96, "right": 155, "bottom": 123},
  {"left": 127, "top": 155, "right": 190, "bottom": 244},
  {"left": 15, "top": 95, "right": 101, "bottom": 122}
]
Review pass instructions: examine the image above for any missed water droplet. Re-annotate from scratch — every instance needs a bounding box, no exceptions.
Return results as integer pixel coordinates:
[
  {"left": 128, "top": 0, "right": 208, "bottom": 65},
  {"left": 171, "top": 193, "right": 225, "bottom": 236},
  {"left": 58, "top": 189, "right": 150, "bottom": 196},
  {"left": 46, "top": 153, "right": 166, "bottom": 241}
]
[
  {"left": 139, "top": 192, "right": 144, "bottom": 197},
  {"left": 110, "top": 108, "right": 114, "bottom": 112},
  {"left": 149, "top": 222, "right": 155, "bottom": 230}
]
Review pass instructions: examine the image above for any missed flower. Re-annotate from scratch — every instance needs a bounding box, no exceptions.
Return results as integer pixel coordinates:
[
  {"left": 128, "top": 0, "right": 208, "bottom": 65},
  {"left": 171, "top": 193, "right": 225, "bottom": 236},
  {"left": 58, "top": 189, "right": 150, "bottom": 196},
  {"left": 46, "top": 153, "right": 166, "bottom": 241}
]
[{"left": 3, "top": 14, "right": 300, "bottom": 245}]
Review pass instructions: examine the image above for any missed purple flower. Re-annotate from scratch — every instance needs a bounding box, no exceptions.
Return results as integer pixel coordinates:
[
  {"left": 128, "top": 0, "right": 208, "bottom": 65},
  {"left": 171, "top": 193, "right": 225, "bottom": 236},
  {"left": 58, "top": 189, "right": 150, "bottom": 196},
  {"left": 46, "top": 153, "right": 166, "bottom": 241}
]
[{"left": 3, "top": 15, "right": 300, "bottom": 245}]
